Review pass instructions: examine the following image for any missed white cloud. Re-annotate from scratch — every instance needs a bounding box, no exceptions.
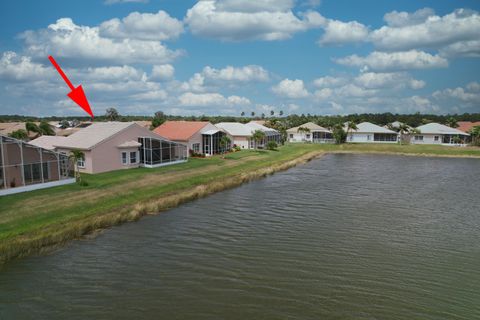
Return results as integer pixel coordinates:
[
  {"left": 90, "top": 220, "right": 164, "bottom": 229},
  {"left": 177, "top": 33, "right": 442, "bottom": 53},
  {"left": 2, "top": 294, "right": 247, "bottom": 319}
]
[
  {"left": 467, "top": 81, "right": 480, "bottom": 92},
  {"left": 185, "top": 0, "right": 322, "bottom": 41},
  {"left": 335, "top": 50, "right": 448, "bottom": 71},
  {"left": 370, "top": 9, "right": 480, "bottom": 52},
  {"left": 78, "top": 65, "right": 146, "bottom": 81},
  {"left": 99, "top": 10, "right": 183, "bottom": 41},
  {"left": 272, "top": 78, "right": 309, "bottom": 98},
  {"left": 313, "top": 75, "right": 347, "bottom": 88},
  {"left": 178, "top": 92, "right": 250, "bottom": 106},
  {"left": 433, "top": 84, "right": 480, "bottom": 103},
  {"left": 439, "top": 40, "right": 480, "bottom": 58},
  {"left": 202, "top": 65, "right": 269, "bottom": 83},
  {"left": 354, "top": 72, "right": 425, "bottom": 90},
  {"left": 180, "top": 73, "right": 206, "bottom": 92},
  {"left": 150, "top": 64, "right": 175, "bottom": 81},
  {"left": 131, "top": 89, "right": 168, "bottom": 100},
  {"left": 383, "top": 8, "right": 435, "bottom": 27},
  {"left": 409, "top": 79, "right": 426, "bottom": 90},
  {"left": 0, "top": 51, "right": 53, "bottom": 81},
  {"left": 314, "top": 88, "right": 333, "bottom": 100},
  {"left": 21, "top": 18, "right": 181, "bottom": 65},
  {"left": 319, "top": 19, "right": 369, "bottom": 45}
]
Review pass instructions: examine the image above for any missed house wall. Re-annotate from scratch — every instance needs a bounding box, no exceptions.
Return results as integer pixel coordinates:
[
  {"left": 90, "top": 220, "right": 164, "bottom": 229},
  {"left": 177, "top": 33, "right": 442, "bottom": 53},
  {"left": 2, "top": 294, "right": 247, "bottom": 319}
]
[
  {"left": 410, "top": 134, "right": 442, "bottom": 145},
  {"left": 288, "top": 132, "right": 311, "bottom": 143},
  {"left": 231, "top": 136, "right": 250, "bottom": 149},
  {"left": 347, "top": 133, "right": 397, "bottom": 143}
]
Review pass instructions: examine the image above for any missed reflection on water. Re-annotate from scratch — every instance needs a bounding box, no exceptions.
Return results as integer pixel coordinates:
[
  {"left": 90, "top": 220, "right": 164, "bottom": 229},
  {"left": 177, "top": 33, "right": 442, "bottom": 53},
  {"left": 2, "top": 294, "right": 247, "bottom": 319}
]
[{"left": 1, "top": 154, "right": 480, "bottom": 319}]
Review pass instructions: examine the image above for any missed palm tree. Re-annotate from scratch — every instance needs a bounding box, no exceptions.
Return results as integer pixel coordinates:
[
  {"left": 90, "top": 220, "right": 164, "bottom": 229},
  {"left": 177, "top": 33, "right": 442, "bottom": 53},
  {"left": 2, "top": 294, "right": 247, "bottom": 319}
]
[
  {"left": 270, "top": 110, "right": 274, "bottom": 117},
  {"left": 397, "top": 123, "right": 410, "bottom": 145},
  {"left": 105, "top": 107, "right": 120, "bottom": 121},
  {"left": 297, "top": 126, "right": 311, "bottom": 141},
  {"left": 25, "top": 122, "right": 41, "bottom": 137},
  {"left": 279, "top": 110, "right": 284, "bottom": 116},
  {"left": 39, "top": 121, "right": 55, "bottom": 135},
  {"left": 251, "top": 111, "right": 255, "bottom": 117},
  {"left": 251, "top": 130, "right": 266, "bottom": 150},
  {"left": 345, "top": 121, "right": 358, "bottom": 142},
  {"left": 469, "top": 126, "right": 480, "bottom": 146},
  {"left": 241, "top": 111, "right": 245, "bottom": 116},
  {"left": 261, "top": 113, "right": 265, "bottom": 119},
  {"left": 69, "top": 150, "right": 85, "bottom": 183},
  {"left": 8, "top": 129, "right": 28, "bottom": 140},
  {"left": 445, "top": 117, "right": 459, "bottom": 128},
  {"left": 219, "top": 135, "right": 231, "bottom": 158}
]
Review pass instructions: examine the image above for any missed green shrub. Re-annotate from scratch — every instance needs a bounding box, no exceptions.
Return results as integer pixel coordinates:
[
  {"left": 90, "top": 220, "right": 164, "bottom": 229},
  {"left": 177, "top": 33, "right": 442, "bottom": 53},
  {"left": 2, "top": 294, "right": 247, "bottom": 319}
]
[{"left": 266, "top": 141, "right": 278, "bottom": 150}]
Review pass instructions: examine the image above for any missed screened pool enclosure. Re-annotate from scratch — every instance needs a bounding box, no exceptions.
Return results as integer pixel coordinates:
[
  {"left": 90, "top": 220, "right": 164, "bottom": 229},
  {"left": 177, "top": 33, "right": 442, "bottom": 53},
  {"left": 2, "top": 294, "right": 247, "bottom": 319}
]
[
  {"left": 0, "top": 135, "right": 75, "bottom": 196},
  {"left": 138, "top": 137, "right": 188, "bottom": 167}
]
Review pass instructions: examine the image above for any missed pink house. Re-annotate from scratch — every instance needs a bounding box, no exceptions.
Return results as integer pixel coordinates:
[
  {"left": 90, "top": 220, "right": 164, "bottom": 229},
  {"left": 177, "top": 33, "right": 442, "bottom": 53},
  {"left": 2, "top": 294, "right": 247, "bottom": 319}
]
[{"left": 30, "top": 122, "right": 188, "bottom": 174}]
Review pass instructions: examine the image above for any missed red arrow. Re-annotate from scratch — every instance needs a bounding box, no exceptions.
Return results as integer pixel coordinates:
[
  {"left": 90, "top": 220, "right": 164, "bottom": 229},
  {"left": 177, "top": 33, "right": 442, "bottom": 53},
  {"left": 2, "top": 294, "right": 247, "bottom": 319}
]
[{"left": 48, "top": 55, "right": 94, "bottom": 118}]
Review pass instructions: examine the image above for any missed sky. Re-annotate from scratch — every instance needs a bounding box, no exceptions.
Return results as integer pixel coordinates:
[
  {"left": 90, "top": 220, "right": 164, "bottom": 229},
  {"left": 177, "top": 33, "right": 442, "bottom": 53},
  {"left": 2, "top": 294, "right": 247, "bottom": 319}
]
[{"left": 0, "top": 0, "right": 479, "bottom": 117}]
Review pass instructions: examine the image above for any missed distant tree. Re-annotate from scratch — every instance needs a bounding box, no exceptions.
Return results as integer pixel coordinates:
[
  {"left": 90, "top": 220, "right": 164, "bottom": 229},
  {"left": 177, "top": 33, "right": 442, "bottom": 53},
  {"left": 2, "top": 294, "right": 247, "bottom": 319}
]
[
  {"left": 252, "top": 130, "right": 266, "bottom": 150},
  {"left": 39, "top": 121, "right": 55, "bottom": 135},
  {"left": 279, "top": 110, "right": 284, "bottom": 116},
  {"left": 69, "top": 150, "right": 85, "bottom": 183},
  {"left": 270, "top": 110, "right": 274, "bottom": 117},
  {"left": 25, "top": 122, "right": 41, "bottom": 137},
  {"left": 59, "top": 119, "right": 69, "bottom": 129},
  {"left": 469, "top": 126, "right": 480, "bottom": 146},
  {"left": 151, "top": 111, "right": 167, "bottom": 129},
  {"left": 219, "top": 135, "right": 231, "bottom": 158},
  {"left": 251, "top": 111, "right": 255, "bottom": 117},
  {"left": 261, "top": 113, "right": 265, "bottom": 119},
  {"left": 332, "top": 125, "right": 346, "bottom": 144},
  {"left": 445, "top": 117, "right": 459, "bottom": 128},
  {"left": 105, "top": 107, "right": 120, "bottom": 121},
  {"left": 241, "top": 111, "right": 245, "bottom": 116},
  {"left": 9, "top": 129, "right": 28, "bottom": 140}
]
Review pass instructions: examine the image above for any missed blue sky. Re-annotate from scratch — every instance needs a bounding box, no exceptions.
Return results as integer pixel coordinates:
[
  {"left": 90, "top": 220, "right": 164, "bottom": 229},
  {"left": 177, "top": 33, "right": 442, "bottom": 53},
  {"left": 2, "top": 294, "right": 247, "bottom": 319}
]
[{"left": 0, "top": 0, "right": 479, "bottom": 117}]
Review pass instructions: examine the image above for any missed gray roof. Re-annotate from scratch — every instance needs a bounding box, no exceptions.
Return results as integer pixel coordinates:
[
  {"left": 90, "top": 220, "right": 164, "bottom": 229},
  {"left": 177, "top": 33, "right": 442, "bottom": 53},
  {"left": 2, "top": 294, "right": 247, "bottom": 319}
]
[
  {"left": 216, "top": 122, "right": 252, "bottom": 136},
  {"left": 29, "top": 135, "right": 67, "bottom": 150},
  {"left": 53, "top": 122, "right": 137, "bottom": 150},
  {"left": 287, "top": 122, "right": 330, "bottom": 133},
  {"left": 245, "top": 121, "right": 280, "bottom": 134},
  {"left": 349, "top": 122, "right": 397, "bottom": 134},
  {"left": 416, "top": 123, "right": 469, "bottom": 136}
]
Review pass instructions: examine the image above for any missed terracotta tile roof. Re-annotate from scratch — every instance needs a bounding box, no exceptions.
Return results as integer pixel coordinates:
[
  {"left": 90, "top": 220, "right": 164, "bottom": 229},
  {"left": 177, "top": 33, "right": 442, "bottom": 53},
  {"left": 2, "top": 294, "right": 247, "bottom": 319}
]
[
  {"left": 457, "top": 121, "right": 480, "bottom": 133},
  {"left": 153, "top": 121, "right": 209, "bottom": 141}
]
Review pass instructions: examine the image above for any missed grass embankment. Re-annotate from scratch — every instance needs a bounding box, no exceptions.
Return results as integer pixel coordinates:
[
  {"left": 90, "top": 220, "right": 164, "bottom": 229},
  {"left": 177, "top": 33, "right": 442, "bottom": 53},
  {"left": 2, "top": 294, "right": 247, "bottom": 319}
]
[
  {"left": 0, "top": 144, "right": 324, "bottom": 264},
  {"left": 1, "top": 143, "right": 479, "bottom": 264}
]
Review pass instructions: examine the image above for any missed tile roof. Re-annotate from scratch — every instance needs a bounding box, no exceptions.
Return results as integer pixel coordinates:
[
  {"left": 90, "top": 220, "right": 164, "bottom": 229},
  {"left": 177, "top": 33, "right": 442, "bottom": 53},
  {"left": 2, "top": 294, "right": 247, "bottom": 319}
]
[
  {"left": 53, "top": 122, "right": 135, "bottom": 150},
  {"left": 457, "top": 121, "right": 480, "bottom": 133},
  {"left": 153, "top": 121, "right": 210, "bottom": 141},
  {"left": 416, "top": 123, "right": 470, "bottom": 135},
  {"left": 245, "top": 121, "right": 279, "bottom": 133}
]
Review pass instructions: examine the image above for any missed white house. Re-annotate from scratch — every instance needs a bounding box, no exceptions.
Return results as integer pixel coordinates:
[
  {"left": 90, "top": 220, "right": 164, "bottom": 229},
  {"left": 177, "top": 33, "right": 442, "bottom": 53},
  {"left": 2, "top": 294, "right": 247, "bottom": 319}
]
[
  {"left": 411, "top": 123, "right": 470, "bottom": 145},
  {"left": 346, "top": 122, "right": 398, "bottom": 143},
  {"left": 245, "top": 121, "right": 282, "bottom": 148},
  {"left": 287, "top": 122, "right": 333, "bottom": 143},
  {"left": 215, "top": 122, "right": 252, "bottom": 149}
]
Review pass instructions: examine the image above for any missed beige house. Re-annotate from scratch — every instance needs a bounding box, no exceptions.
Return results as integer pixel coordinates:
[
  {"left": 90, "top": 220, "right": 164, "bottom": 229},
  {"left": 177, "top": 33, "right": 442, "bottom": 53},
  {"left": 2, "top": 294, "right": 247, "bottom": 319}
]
[
  {"left": 215, "top": 122, "right": 252, "bottom": 149},
  {"left": 287, "top": 122, "right": 333, "bottom": 143},
  {"left": 30, "top": 122, "right": 188, "bottom": 174},
  {"left": 1, "top": 134, "right": 75, "bottom": 196}
]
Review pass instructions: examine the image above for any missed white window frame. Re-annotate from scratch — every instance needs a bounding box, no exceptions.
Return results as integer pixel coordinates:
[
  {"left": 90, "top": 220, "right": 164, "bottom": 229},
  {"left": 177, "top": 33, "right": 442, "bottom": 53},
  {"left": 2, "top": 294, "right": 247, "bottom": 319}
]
[
  {"left": 121, "top": 152, "right": 128, "bottom": 165},
  {"left": 77, "top": 156, "right": 85, "bottom": 168},
  {"left": 130, "top": 151, "right": 137, "bottom": 164},
  {"left": 192, "top": 143, "right": 200, "bottom": 153},
  {"left": 415, "top": 135, "right": 423, "bottom": 141}
]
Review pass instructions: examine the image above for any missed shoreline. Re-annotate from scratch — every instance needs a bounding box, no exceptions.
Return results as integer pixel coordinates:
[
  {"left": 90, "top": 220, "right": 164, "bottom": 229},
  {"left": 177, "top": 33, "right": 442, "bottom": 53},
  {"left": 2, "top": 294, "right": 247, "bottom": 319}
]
[
  {"left": 1, "top": 145, "right": 479, "bottom": 265},
  {"left": 0, "top": 149, "right": 325, "bottom": 265}
]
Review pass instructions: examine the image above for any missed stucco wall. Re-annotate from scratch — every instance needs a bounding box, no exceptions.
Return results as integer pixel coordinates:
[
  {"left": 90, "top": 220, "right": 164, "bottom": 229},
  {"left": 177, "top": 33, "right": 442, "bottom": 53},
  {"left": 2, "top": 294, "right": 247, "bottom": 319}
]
[{"left": 410, "top": 134, "right": 442, "bottom": 145}]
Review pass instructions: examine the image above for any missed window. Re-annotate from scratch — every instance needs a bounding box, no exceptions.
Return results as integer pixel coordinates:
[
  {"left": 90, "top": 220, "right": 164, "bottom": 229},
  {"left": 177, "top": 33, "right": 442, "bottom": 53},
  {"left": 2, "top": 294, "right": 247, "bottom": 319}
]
[
  {"left": 434, "top": 136, "right": 439, "bottom": 141},
  {"left": 192, "top": 143, "right": 200, "bottom": 153},
  {"left": 77, "top": 156, "right": 85, "bottom": 168},
  {"left": 121, "top": 152, "right": 128, "bottom": 165},
  {"left": 306, "top": 134, "right": 311, "bottom": 139},
  {"left": 130, "top": 151, "right": 137, "bottom": 164},
  {"left": 289, "top": 134, "right": 293, "bottom": 138},
  {"left": 415, "top": 135, "right": 423, "bottom": 141}
]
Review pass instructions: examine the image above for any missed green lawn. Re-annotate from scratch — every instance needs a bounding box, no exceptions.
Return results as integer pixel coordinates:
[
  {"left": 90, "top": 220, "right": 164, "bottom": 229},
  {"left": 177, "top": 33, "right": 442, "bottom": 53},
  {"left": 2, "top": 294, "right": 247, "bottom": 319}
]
[{"left": 1, "top": 142, "right": 479, "bottom": 264}]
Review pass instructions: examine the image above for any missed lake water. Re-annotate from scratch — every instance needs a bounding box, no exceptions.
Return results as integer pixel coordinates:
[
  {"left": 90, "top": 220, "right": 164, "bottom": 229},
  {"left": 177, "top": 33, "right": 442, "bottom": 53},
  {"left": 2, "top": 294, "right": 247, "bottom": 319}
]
[{"left": 1, "top": 154, "right": 480, "bottom": 319}]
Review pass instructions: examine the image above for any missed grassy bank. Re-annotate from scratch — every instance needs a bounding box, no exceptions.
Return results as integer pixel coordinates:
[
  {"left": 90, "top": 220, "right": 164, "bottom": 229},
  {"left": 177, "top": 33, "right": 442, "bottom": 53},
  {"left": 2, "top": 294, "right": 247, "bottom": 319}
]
[{"left": 1, "top": 143, "right": 479, "bottom": 264}]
